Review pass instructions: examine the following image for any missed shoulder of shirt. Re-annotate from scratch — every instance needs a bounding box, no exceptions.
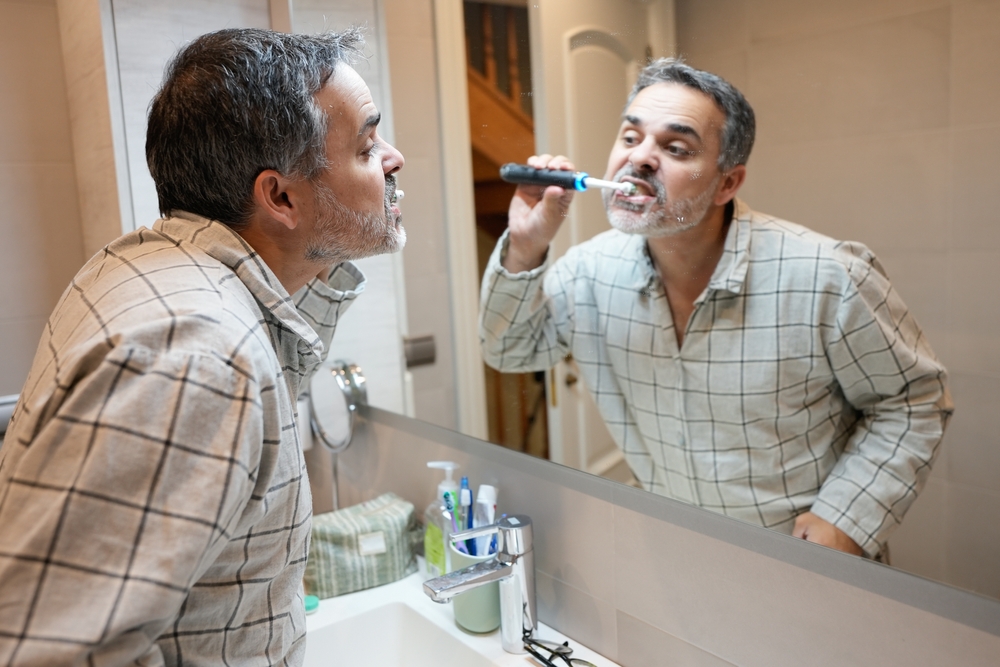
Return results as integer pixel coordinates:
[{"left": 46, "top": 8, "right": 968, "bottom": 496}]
[
  {"left": 746, "top": 208, "right": 882, "bottom": 280},
  {"left": 65, "top": 228, "right": 272, "bottom": 367}
]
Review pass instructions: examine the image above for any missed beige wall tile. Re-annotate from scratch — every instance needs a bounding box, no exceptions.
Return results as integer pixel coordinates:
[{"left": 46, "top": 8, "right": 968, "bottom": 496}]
[
  {"left": 536, "top": 572, "right": 618, "bottom": 661},
  {"left": 952, "top": 126, "right": 1000, "bottom": 251},
  {"left": 947, "top": 251, "right": 1000, "bottom": 376},
  {"left": 613, "top": 505, "right": 1000, "bottom": 666},
  {"left": 952, "top": 0, "right": 1000, "bottom": 127},
  {"left": 944, "top": 372, "right": 1000, "bottom": 493},
  {"left": 675, "top": 0, "right": 748, "bottom": 56},
  {"left": 888, "top": 475, "right": 947, "bottom": 583},
  {"left": 739, "top": 130, "right": 950, "bottom": 254},
  {"left": 747, "top": 0, "right": 949, "bottom": 42},
  {"left": 616, "top": 611, "right": 735, "bottom": 667},
  {"left": 749, "top": 9, "right": 949, "bottom": 146},
  {"left": 0, "top": 1, "right": 83, "bottom": 395},
  {"left": 0, "top": 164, "right": 84, "bottom": 319},
  {"left": 0, "top": 1, "right": 73, "bottom": 164},
  {"left": 0, "top": 317, "right": 46, "bottom": 395},
  {"left": 946, "top": 483, "right": 1000, "bottom": 599},
  {"left": 506, "top": 478, "right": 617, "bottom": 603}
]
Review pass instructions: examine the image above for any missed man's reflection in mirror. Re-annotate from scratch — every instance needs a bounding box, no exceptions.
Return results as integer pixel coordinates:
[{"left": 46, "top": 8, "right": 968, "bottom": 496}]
[{"left": 479, "top": 59, "right": 953, "bottom": 559}]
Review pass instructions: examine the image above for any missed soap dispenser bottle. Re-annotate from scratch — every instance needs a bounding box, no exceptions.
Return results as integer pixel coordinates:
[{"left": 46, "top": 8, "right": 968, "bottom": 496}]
[{"left": 424, "top": 461, "right": 459, "bottom": 578}]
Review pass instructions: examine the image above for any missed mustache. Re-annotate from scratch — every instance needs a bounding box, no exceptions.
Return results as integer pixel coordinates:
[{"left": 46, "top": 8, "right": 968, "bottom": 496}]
[
  {"left": 612, "top": 165, "right": 665, "bottom": 203},
  {"left": 384, "top": 174, "right": 398, "bottom": 204}
]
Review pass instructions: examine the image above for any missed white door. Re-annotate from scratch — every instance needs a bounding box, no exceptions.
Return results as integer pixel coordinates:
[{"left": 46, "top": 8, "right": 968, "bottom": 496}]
[{"left": 528, "top": 0, "right": 674, "bottom": 481}]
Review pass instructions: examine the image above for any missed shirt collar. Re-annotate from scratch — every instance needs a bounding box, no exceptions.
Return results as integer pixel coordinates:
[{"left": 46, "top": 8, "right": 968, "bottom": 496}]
[
  {"left": 153, "top": 212, "right": 325, "bottom": 363},
  {"left": 630, "top": 197, "right": 753, "bottom": 296},
  {"left": 707, "top": 198, "right": 752, "bottom": 295}
]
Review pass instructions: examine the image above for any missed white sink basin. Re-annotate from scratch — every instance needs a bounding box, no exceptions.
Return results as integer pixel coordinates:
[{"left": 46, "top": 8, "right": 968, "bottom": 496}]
[
  {"left": 304, "top": 571, "right": 619, "bottom": 667},
  {"left": 305, "top": 602, "right": 494, "bottom": 666}
]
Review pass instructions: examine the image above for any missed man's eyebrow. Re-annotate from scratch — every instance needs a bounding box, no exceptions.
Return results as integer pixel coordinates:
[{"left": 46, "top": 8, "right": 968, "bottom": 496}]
[
  {"left": 358, "top": 112, "right": 381, "bottom": 137},
  {"left": 666, "top": 123, "right": 701, "bottom": 143}
]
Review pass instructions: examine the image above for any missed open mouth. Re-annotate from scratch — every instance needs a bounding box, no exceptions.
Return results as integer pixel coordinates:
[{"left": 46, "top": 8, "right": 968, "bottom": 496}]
[
  {"left": 610, "top": 176, "right": 666, "bottom": 209},
  {"left": 619, "top": 177, "right": 655, "bottom": 197}
]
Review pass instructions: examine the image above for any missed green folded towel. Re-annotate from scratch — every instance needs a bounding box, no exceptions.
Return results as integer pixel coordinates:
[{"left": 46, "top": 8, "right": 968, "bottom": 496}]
[{"left": 304, "top": 492, "right": 422, "bottom": 599}]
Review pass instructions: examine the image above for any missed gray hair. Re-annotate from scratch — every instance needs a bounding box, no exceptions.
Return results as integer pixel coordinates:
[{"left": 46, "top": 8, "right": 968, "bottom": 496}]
[
  {"left": 146, "top": 27, "right": 365, "bottom": 228},
  {"left": 628, "top": 58, "right": 755, "bottom": 171}
]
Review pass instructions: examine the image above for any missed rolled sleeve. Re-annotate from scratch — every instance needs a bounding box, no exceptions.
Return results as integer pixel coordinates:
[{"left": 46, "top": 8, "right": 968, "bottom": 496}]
[{"left": 479, "top": 231, "right": 570, "bottom": 372}]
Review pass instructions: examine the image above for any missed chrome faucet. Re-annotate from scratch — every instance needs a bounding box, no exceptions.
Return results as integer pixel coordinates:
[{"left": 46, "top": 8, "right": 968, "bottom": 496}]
[{"left": 423, "top": 514, "right": 536, "bottom": 654}]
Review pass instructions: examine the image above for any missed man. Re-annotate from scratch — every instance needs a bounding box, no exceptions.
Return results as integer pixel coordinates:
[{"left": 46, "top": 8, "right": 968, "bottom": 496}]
[
  {"left": 480, "top": 59, "right": 952, "bottom": 558},
  {"left": 0, "top": 28, "right": 403, "bottom": 664}
]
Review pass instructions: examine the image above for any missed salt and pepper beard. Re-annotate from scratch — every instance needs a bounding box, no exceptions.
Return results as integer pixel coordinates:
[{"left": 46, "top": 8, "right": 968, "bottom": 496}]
[
  {"left": 305, "top": 175, "right": 405, "bottom": 263},
  {"left": 602, "top": 165, "right": 720, "bottom": 238}
]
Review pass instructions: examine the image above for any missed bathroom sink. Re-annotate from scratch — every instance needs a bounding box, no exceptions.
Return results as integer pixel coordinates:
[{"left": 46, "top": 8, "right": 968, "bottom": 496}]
[
  {"left": 304, "top": 571, "right": 619, "bottom": 667},
  {"left": 304, "top": 602, "right": 493, "bottom": 666}
]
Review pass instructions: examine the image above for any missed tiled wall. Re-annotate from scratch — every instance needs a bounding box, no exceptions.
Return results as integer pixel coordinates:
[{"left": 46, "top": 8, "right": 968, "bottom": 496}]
[
  {"left": 0, "top": 0, "right": 85, "bottom": 397},
  {"left": 675, "top": 0, "right": 1000, "bottom": 599},
  {"left": 338, "top": 408, "right": 1000, "bottom": 667}
]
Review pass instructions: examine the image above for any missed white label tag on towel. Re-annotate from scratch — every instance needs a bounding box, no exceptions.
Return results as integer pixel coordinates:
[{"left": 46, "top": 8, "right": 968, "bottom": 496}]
[{"left": 358, "top": 531, "right": 387, "bottom": 556}]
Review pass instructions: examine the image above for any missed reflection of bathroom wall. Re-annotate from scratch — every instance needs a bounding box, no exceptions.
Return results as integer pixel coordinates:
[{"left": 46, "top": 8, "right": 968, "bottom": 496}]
[
  {"left": 382, "top": 0, "right": 461, "bottom": 431},
  {"left": 676, "top": 0, "right": 1000, "bottom": 597},
  {"left": 0, "top": 0, "right": 86, "bottom": 396}
]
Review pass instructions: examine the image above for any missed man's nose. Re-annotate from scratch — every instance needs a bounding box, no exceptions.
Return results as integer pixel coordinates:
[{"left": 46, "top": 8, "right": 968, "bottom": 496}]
[
  {"left": 384, "top": 141, "right": 404, "bottom": 175},
  {"left": 629, "top": 136, "right": 658, "bottom": 173}
]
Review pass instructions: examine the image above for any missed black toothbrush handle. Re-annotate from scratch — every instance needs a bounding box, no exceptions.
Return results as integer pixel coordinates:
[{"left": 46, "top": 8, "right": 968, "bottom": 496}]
[{"left": 499, "top": 163, "right": 584, "bottom": 190}]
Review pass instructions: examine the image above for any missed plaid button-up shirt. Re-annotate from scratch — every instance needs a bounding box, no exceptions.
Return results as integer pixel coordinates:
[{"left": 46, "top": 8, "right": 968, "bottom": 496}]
[
  {"left": 481, "top": 199, "right": 952, "bottom": 556},
  {"left": 0, "top": 213, "right": 364, "bottom": 665}
]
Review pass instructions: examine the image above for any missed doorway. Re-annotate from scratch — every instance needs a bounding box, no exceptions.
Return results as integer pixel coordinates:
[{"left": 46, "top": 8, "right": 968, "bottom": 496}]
[{"left": 463, "top": 1, "right": 549, "bottom": 459}]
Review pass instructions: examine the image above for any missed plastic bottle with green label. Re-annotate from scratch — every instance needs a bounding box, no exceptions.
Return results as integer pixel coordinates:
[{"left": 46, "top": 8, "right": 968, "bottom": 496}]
[{"left": 423, "top": 461, "right": 459, "bottom": 579}]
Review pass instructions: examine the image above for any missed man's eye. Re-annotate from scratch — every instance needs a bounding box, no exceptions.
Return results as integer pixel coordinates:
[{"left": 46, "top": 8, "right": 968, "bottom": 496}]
[
  {"left": 666, "top": 145, "right": 694, "bottom": 157},
  {"left": 364, "top": 142, "right": 380, "bottom": 158},
  {"left": 622, "top": 134, "right": 640, "bottom": 146}
]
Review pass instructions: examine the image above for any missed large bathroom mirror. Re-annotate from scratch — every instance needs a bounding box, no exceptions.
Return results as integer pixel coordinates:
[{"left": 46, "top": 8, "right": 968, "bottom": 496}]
[
  {"left": 386, "top": 0, "right": 1000, "bottom": 604},
  {"left": 66, "top": 0, "right": 998, "bottom": 618}
]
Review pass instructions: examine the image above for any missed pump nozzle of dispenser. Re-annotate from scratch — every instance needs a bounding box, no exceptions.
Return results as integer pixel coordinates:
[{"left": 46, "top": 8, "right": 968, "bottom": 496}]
[{"left": 427, "top": 461, "right": 459, "bottom": 485}]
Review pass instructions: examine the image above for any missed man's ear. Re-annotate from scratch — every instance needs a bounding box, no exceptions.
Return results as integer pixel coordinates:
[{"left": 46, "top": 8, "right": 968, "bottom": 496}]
[
  {"left": 714, "top": 164, "right": 747, "bottom": 207},
  {"left": 253, "top": 170, "right": 307, "bottom": 231}
]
